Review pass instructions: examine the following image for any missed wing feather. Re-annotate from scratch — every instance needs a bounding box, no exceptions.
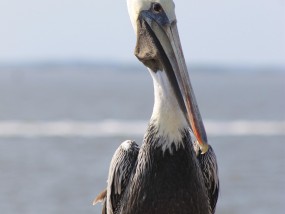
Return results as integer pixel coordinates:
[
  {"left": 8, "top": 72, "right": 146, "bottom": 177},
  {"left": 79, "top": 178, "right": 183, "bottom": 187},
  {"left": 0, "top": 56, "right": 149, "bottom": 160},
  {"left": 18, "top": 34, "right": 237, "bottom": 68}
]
[
  {"left": 197, "top": 145, "right": 219, "bottom": 213},
  {"left": 106, "top": 140, "right": 139, "bottom": 214}
]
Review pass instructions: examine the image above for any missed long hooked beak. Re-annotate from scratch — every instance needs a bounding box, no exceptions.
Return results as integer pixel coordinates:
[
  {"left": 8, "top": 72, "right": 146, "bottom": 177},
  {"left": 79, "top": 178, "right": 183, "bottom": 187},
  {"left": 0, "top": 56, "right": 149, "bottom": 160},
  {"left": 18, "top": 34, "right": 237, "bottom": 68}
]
[{"left": 135, "top": 9, "right": 209, "bottom": 154}]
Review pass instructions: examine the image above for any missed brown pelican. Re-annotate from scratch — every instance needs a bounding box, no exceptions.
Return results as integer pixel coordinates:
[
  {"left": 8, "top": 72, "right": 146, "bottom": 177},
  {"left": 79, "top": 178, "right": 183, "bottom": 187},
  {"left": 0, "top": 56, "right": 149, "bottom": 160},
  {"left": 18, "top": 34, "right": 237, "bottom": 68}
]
[{"left": 94, "top": 0, "right": 219, "bottom": 213}]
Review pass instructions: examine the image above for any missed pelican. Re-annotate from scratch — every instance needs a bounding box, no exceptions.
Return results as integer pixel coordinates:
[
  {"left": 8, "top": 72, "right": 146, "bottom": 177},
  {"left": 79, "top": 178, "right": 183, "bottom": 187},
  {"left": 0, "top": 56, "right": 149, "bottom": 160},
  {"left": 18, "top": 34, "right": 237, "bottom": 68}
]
[{"left": 94, "top": 0, "right": 219, "bottom": 213}]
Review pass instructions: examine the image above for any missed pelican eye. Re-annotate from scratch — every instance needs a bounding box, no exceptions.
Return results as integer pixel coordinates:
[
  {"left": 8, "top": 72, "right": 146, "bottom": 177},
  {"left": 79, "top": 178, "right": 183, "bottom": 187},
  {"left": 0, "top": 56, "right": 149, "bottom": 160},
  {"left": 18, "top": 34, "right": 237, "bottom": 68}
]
[{"left": 152, "top": 3, "right": 163, "bottom": 13}]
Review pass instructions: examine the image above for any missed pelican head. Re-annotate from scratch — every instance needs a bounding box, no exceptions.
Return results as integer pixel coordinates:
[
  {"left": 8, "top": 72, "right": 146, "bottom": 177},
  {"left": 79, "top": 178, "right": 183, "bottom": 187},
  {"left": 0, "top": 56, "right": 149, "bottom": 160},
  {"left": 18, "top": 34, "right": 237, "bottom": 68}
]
[{"left": 127, "top": 0, "right": 209, "bottom": 153}]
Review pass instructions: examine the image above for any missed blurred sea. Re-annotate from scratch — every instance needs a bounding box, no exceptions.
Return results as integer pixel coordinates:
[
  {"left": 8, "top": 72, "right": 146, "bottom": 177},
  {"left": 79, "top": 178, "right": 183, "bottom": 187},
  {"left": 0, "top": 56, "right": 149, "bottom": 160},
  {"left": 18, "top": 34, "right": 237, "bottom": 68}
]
[{"left": 0, "top": 65, "right": 284, "bottom": 214}]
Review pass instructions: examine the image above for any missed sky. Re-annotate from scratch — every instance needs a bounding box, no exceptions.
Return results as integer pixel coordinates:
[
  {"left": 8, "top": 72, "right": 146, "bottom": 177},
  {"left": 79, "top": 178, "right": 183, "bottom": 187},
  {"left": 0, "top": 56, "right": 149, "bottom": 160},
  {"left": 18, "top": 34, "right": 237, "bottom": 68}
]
[{"left": 0, "top": 0, "right": 284, "bottom": 67}]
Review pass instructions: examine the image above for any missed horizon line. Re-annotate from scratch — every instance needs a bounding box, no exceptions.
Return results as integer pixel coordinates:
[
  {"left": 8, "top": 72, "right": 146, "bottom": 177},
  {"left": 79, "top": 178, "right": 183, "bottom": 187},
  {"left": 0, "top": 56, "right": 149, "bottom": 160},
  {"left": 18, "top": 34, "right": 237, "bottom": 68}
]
[{"left": 0, "top": 60, "right": 284, "bottom": 72}]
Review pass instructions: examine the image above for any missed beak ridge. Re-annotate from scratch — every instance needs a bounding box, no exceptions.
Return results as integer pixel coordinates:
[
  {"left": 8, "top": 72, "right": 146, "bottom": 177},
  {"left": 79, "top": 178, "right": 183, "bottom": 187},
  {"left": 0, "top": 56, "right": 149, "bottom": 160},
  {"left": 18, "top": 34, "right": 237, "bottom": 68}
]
[{"left": 136, "top": 11, "right": 209, "bottom": 153}]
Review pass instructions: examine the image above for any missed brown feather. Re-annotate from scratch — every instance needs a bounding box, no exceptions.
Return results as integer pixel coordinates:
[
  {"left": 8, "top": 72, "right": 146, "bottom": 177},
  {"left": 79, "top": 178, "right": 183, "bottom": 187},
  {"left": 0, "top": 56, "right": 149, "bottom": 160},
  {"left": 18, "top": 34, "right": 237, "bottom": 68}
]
[{"left": 92, "top": 189, "right": 107, "bottom": 206}]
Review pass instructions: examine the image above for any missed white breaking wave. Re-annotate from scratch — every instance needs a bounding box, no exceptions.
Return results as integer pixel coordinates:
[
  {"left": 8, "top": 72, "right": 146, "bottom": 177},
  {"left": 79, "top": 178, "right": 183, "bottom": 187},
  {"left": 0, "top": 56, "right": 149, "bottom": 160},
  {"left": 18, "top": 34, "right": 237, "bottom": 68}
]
[{"left": 0, "top": 120, "right": 284, "bottom": 138}]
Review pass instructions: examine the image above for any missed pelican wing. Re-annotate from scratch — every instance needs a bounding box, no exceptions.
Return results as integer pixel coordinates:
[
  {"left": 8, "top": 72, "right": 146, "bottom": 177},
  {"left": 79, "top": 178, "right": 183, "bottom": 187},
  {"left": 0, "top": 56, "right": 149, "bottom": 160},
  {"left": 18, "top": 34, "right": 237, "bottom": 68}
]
[
  {"left": 106, "top": 140, "right": 139, "bottom": 213},
  {"left": 197, "top": 145, "right": 219, "bottom": 213}
]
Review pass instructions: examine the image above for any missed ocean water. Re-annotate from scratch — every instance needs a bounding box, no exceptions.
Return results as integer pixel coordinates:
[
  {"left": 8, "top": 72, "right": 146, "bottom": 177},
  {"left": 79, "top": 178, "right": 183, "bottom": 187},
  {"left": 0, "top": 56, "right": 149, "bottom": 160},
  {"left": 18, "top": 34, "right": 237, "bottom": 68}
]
[{"left": 0, "top": 66, "right": 284, "bottom": 214}]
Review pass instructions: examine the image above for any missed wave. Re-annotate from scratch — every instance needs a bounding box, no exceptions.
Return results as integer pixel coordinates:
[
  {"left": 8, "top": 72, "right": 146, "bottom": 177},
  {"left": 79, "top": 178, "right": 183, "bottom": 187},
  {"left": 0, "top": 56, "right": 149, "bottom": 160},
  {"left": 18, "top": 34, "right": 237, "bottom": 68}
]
[
  {"left": 0, "top": 120, "right": 285, "bottom": 138},
  {"left": 0, "top": 120, "right": 284, "bottom": 138}
]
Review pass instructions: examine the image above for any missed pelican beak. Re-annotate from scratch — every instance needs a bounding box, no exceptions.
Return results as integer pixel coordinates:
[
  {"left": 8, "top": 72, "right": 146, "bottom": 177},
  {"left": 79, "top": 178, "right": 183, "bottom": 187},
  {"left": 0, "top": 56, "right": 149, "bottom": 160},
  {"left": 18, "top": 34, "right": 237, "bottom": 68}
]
[{"left": 135, "top": 9, "right": 209, "bottom": 154}]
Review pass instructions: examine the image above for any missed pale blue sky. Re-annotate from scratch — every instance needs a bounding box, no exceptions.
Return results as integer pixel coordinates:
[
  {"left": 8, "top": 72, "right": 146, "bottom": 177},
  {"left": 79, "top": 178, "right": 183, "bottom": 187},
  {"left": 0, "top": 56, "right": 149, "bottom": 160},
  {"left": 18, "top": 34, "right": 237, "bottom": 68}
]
[{"left": 0, "top": 0, "right": 284, "bottom": 66}]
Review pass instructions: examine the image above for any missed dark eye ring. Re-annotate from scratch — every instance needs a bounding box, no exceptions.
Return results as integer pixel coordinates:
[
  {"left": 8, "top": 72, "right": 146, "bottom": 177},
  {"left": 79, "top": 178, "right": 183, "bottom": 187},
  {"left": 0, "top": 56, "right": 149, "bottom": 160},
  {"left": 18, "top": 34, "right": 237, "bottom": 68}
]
[{"left": 152, "top": 3, "right": 162, "bottom": 13}]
